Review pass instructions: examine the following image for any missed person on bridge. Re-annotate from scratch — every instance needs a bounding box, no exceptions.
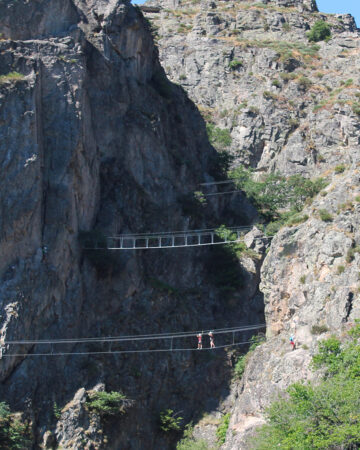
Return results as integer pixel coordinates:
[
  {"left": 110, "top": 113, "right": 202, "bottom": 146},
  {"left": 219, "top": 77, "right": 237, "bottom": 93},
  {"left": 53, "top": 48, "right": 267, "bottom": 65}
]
[
  {"left": 197, "top": 333, "right": 202, "bottom": 349},
  {"left": 208, "top": 331, "right": 215, "bottom": 349}
]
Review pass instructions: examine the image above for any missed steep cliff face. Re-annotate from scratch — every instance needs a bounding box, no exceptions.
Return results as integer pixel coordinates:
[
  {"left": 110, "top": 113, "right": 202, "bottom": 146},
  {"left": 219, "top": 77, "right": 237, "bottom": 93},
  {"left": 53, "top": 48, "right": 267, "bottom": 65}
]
[
  {"left": 0, "top": 1, "right": 263, "bottom": 448},
  {"left": 144, "top": 0, "right": 360, "bottom": 448}
]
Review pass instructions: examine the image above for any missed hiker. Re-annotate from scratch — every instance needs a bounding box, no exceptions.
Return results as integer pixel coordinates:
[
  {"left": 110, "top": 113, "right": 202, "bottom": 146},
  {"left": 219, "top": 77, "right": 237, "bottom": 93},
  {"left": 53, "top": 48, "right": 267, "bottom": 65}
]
[
  {"left": 208, "top": 331, "right": 215, "bottom": 349},
  {"left": 290, "top": 335, "right": 295, "bottom": 351},
  {"left": 197, "top": 333, "right": 202, "bottom": 349}
]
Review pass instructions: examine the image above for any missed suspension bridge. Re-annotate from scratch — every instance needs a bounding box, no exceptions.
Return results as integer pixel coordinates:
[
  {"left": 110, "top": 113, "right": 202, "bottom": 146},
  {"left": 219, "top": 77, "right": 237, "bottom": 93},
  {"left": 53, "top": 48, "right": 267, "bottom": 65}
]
[
  {"left": 1, "top": 323, "right": 266, "bottom": 358},
  {"left": 83, "top": 226, "right": 265, "bottom": 250}
]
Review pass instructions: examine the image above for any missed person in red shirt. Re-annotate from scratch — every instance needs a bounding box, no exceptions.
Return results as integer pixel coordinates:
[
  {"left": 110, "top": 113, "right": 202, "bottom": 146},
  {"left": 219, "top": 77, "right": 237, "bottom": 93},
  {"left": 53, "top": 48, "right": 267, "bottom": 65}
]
[{"left": 197, "top": 333, "right": 202, "bottom": 349}]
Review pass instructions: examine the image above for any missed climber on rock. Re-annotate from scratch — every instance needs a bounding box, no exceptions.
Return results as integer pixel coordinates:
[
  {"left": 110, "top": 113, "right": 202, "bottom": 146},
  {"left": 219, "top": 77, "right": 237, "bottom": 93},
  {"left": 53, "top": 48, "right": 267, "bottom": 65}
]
[
  {"left": 290, "top": 334, "right": 295, "bottom": 351},
  {"left": 209, "top": 331, "right": 215, "bottom": 349},
  {"left": 197, "top": 333, "right": 202, "bottom": 349}
]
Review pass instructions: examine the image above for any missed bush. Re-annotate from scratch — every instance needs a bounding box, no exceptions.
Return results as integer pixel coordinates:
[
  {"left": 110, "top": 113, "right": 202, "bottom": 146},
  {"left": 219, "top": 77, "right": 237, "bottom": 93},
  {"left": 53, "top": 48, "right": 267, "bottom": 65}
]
[
  {"left": 263, "top": 90, "right": 277, "bottom": 100},
  {"left": 216, "top": 414, "right": 230, "bottom": 445},
  {"left": 0, "top": 71, "right": 25, "bottom": 84},
  {"left": 353, "top": 102, "right": 360, "bottom": 115},
  {"left": 318, "top": 209, "right": 333, "bottom": 222},
  {"left": 159, "top": 409, "right": 183, "bottom": 433},
  {"left": 337, "top": 265, "right": 345, "bottom": 274},
  {"left": 229, "top": 59, "right": 243, "bottom": 69},
  {"left": 234, "top": 334, "right": 265, "bottom": 379},
  {"left": 307, "top": 20, "right": 331, "bottom": 42},
  {"left": 311, "top": 324, "right": 329, "bottom": 335},
  {"left": 206, "top": 123, "right": 232, "bottom": 149},
  {"left": 335, "top": 164, "right": 346, "bottom": 174},
  {"left": 86, "top": 391, "right": 129, "bottom": 417},
  {"left": 0, "top": 402, "right": 31, "bottom": 449},
  {"left": 271, "top": 79, "right": 281, "bottom": 88},
  {"left": 297, "top": 76, "right": 312, "bottom": 91},
  {"left": 299, "top": 275, "right": 306, "bottom": 284}
]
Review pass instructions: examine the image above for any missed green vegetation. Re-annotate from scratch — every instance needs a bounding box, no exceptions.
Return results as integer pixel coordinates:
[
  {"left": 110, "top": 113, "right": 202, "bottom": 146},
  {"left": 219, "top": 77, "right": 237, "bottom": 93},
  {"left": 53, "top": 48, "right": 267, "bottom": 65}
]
[
  {"left": 337, "top": 265, "right": 345, "bottom": 274},
  {"left": 216, "top": 413, "right": 230, "bottom": 445},
  {"left": 86, "top": 391, "right": 128, "bottom": 417},
  {"left": 159, "top": 409, "right": 183, "bottom": 433},
  {"left": 0, "top": 71, "right": 25, "bottom": 84},
  {"left": 253, "top": 323, "right": 360, "bottom": 449},
  {"left": 206, "top": 123, "right": 232, "bottom": 149},
  {"left": 53, "top": 402, "right": 62, "bottom": 419},
  {"left": 299, "top": 275, "right": 306, "bottom": 284},
  {"left": 0, "top": 402, "right": 31, "bottom": 449},
  {"left": 176, "top": 424, "right": 208, "bottom": 450},
  {"left": 271, "top": 79, "right": 281, "bottom": 88},
  {"left": 228, "top": 166, "right": 326, "bottom": 233},
  {"left": 234, "top": 334, "right": 266, "bottom": 379},
  {"left": 229, "top": 59, "right": 243, "bottom": 69},
  {"left": 352, "top": 102, "right": 360, "bottom": 115},
  {"left": 307, "top": 20, "right": 331, "bottom": 43},
  {"left": 318, "top": 209, "right": 333, "bottom": 222},
  {"left": 347, "top": 246, "right": 360, "bottom": 263},
  {"left": 263, "top": 90, "right": 277, "bottom": 100},
  {"left": 297, "top": 76, "right": 312, "bottom": 91},
  {"left": 335, "top": 164, "right": 346, "bottom": 174},
  {"left": 311, "top": 324, "right": 329, "bottom": 335}
]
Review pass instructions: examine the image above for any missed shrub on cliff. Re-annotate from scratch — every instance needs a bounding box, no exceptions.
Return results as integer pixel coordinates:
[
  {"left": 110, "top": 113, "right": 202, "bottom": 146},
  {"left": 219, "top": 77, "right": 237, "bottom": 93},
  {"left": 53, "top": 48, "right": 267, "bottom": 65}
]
[
  {"left": 0, "top": 402, "right": 31, "bottom": 449},
  {"left": 307, "top": 20, "right": 331, "bottom": 43},
  {"left": 86, "top": 391, "right": 130, "bottom": 417},
  {"left": 253, "top": 323, "right": 360, "bottom": 449}
]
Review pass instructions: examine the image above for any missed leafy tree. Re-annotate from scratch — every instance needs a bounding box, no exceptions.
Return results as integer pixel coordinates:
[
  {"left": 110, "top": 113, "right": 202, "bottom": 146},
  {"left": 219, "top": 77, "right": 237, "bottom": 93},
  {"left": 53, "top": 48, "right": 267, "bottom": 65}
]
[
  {"left": 0, "top": 402, "right": 31, "bottom": 449},
  {"left": 253, "top": 324, "right": 360, "bottom": 449},
  {"left": 229, "top": 165, "right": 326, "bottom": 224},
  {"left": 86, "top": 391, "right": 129, "bottom": 417},
  {"left": 307, "top": 20, "right": 331, "bottom": 43},
  {"left": 159, "top": 409, "right": 183, "bottom": 433}
]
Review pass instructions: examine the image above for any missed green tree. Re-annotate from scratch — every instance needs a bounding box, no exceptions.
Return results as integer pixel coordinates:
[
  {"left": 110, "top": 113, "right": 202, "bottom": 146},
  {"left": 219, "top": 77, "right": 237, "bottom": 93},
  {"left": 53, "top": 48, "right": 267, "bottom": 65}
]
[
  {"left": 0, "top": 402, "right": 31, "bottom": 449},
  {"left": 307, "top": 20, "right": 331, "bottom": 42},
  {"left": 86, "top": 391, "right": 129, "bottom": 417}
]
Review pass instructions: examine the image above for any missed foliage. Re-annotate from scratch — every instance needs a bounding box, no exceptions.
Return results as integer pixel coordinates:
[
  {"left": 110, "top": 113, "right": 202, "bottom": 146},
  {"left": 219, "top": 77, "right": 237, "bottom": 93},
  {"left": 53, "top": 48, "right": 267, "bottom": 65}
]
[
  {"left": 229, "top": 165, "right": 326, "bottom": 223},
  {"left": 335, "top": 164, "right": 346, "bottom": 174},
  {"left": 86, "top": 391, "right": 128, "bottom": 417},
  {"left": 297, "top": 76, "right": 312, "bottom": 91},
  {"left": 318, "top": 209, "right": 333, "bottom": 222},
  {"left": 337, "top": 265, "right": 345, "bottom": 274},
  {"left": 215, "top": 225, "right": 258, "bottom": 259},
  {"left": 206, "top": 123, "right": 232, "bottom": 149},
  {"left": 253, "top": 325, "right": 360, "bottom": 449},
  {"left": 229, "top": 59, "right": 243, "bottom": 69},
  {"left": 310, "top": 324, "right": 329, "bottom": 335},
  {"left": 159, "top": 409, "right": 183, "bottom": 433},
  {"left": 216, "top": 413, "right": 230, "bottom": 445},
  {"left": 263, "top": 90, "right": 277, "bottom": 100},
  {"left": 271, "top": 79, "right": 281, "bottom": 88},
  {"left": 53, "top": 402, "right": 62, "bottom": 419},
  {"left": 0, "top": 72, "right": 25, "bottom": 84},
  {"left": 352, "top": 102, "right": 360, "bottom": 116},
  {"left": 0, "top": 402, "right": 31, "bottom": 449},
  {"left": 299, "top": 275, "right": 306, "bottom": 284},
  {"left": 176, "top": 424, "right": 208, "bottom": 450},
  {"left": 307, "top": 20, "right": 331, "bottom": 43}
]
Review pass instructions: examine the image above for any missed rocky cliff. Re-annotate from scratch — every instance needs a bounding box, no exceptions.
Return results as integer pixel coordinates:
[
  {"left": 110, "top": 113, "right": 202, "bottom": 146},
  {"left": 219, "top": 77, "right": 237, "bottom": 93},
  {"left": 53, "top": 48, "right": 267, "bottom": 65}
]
[
  {"left": 144, "top": 0, "right": 360, "bottom": 448},
  {"left": 0, "top": 0, "right": 263, "bottom": 448}
]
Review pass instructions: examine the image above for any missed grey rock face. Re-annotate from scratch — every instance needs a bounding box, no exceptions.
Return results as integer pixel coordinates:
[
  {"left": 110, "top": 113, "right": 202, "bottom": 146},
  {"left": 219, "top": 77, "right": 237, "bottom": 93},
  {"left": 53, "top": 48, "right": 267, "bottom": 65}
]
[
  {"left": 0, "top": 0, "right": 261, "bottom": 448},
  {"left": 145, "top": 1, "right": 360, "bottom": 448}
]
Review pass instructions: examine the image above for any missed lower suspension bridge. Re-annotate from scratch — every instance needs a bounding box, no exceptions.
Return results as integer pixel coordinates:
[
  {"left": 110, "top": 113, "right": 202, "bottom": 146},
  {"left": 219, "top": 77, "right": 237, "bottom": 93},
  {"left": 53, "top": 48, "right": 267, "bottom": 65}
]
[{"left": 1, "top": 323, "right": 266, "bottom": 358}]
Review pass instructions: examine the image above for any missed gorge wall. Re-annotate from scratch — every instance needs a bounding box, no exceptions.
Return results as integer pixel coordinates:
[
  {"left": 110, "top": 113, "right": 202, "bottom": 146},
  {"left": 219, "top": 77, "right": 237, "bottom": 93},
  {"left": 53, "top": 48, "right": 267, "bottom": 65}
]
[
  {"left": 0, "top": 0, "right": 263, "bottom": 448},
  {"left": 144, "top": 0, "right": 360, "bottom": 448},
  {"left": 1, "top": 0, "right": 360, "bottom": 448}
]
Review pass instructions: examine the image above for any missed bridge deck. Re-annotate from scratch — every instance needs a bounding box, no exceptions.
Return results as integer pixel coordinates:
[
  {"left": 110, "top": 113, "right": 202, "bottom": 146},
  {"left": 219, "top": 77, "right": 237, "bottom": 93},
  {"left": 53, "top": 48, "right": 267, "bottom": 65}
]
[{"left": 84, "top": 227, "right": 253, "bottom": 250}]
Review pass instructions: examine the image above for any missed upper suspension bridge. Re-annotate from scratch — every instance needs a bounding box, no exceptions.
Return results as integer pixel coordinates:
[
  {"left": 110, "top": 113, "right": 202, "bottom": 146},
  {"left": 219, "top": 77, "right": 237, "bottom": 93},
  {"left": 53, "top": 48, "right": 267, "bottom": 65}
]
[{"left": 83, "top": 226, "right": 268, "bottom": 250}]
